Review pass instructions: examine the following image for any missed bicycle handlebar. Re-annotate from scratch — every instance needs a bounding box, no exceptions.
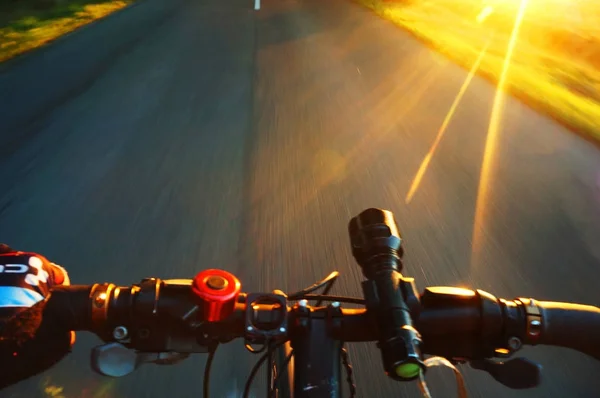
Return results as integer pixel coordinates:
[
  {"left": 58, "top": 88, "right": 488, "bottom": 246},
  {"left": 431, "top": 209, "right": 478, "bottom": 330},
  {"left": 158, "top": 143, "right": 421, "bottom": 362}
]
[
  {"left": 45, "top": 280, "right": 600, "bottom": 360},
  {"left": 40, "top": 208, "right": 600, "bottom": 396},
  {"left": 527, "top": 300, "right": 600, "bottom": 359}
]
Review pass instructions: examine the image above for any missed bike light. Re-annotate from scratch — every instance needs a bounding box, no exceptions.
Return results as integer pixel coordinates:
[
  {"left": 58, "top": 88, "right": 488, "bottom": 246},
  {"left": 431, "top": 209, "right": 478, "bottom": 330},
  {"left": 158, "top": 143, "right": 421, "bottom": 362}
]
[
  {"left": 349, "top": 208, "right": 426, "bottom": 382},
  {"left": 191, "top": 269, "right": 241, "bottom": 322},
  {"left": 348, "top": 208, "right": 403, "bottom": 278},
  {"left": 378, "top": 323, "right": 426, "bottom": 381},
  {"left": 395, "top": 362, "right": 422, "bottom": 379}
]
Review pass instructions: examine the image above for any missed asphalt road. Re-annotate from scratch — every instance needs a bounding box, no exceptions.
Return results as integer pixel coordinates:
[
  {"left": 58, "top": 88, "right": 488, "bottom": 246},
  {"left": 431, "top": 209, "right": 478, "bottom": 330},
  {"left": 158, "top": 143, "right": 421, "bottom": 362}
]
[{"left": 1, "top": 0, "right": 600, "bottom": 396}]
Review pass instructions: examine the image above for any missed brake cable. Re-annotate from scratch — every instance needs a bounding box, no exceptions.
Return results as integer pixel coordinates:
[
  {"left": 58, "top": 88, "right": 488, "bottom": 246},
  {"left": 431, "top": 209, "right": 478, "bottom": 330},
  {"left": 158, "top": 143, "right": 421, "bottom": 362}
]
[
  {"left": 340, "top": 345, "right": 357, "bottom": 398},
  {"left": 417, "top": 357, "right": 468, "bottom": 398},
  {"left": 203, "top": 343, "right": 218, "bottom": 398}
]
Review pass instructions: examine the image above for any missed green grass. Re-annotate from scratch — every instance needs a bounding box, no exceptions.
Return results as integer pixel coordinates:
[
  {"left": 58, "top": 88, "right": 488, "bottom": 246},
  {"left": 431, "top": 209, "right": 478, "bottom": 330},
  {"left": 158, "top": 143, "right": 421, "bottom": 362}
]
[
  {"left": 356, "top": 0, "right": 600, "bottom": 142},
  {"left": 0, "top": 0, "right": 132, "bottom": 63}
]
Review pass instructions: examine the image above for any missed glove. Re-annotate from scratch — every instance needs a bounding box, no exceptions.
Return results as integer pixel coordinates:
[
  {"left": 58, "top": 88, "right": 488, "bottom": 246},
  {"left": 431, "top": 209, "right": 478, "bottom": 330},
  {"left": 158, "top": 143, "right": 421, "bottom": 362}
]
[{"left": 0, "top": 244, "right": 74, "bottom": 389}]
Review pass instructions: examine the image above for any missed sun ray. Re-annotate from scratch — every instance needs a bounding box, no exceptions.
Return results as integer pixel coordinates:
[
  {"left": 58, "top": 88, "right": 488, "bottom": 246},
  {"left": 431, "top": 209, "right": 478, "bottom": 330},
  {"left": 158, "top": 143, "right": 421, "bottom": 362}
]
[
  {"left": 406, "top": 36, "right": 493, "bottom": 204},
  {"left": 471, "top": 0, "right": 530, "bottom": 266}
]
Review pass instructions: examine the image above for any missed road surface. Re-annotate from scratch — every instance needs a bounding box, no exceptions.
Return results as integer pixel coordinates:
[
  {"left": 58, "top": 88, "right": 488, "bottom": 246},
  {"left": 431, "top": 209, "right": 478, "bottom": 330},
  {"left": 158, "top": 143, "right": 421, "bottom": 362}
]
[{"left": 1, "top": 0, "right": 600, "bottom": 396}]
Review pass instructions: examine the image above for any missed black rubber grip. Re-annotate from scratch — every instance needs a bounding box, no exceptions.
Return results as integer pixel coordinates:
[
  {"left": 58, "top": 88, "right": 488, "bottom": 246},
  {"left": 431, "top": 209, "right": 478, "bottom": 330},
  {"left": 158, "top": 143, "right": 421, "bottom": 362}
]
[
  {"left": 45, "top": 285, "right": 94, "bottom": 332},
  {"left": 537, "top": 301, "right": 600, "bottom": 360}
]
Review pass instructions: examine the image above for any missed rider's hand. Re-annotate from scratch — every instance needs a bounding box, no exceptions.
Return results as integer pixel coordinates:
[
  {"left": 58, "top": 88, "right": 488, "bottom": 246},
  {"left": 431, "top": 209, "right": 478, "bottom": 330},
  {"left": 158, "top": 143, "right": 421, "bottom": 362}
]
[{"left": 0, "top": 244, "right": 74, "bottom": 389}]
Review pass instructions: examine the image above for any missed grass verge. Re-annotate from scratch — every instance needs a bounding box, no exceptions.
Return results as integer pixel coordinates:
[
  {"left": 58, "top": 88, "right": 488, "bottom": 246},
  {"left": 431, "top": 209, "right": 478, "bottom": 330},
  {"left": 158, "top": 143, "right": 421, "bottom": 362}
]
[
  {"left": 356, "top": 0, "right": 600, "bottom": 143},
  {"left": 0, "top": 0, "right": 132, "bottom": 63}
]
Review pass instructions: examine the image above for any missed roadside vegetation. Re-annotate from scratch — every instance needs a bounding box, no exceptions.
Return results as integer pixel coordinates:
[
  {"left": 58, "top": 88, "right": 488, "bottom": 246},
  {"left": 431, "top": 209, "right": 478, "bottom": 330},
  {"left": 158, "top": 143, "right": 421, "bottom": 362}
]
[
  {"left": 356, "top": 0, "right": 600, "bottom": 142},
  {"left": 0, "top": 0, "right": 132, "bottom": 63}
]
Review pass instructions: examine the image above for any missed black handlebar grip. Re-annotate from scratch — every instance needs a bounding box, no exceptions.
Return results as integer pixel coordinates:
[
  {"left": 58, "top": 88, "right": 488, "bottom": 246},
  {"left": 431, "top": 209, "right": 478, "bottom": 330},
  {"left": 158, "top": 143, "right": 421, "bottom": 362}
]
[
  {"left": 532, "top": 301, "right": 600, "bottom": 361},
  {"left": 45, "top": 285, "right": 95, "bottom": 332},
  {"left": 349, "top": 208, "right": 425, "bottom": 381}
]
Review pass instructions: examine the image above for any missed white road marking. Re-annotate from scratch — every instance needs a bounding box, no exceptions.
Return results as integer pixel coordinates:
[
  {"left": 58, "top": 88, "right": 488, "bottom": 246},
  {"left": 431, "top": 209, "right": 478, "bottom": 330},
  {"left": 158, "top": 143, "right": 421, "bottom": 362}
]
[{"left": 254, "top": 0, "right": 260, "bottom": 10}]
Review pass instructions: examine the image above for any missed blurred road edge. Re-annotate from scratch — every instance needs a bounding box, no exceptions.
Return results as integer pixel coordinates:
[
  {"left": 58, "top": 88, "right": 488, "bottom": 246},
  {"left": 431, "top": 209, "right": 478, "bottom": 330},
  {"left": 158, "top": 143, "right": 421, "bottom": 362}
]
[{"left": 0, "top": 0, "right": 186, "bottom": 141}]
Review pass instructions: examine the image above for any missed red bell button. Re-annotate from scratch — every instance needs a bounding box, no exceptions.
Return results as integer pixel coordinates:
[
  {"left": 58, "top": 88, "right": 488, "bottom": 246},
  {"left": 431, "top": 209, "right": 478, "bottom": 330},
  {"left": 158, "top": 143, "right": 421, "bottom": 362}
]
[{"left": 191, "top": 269, "right": 241, "bottom": 322}]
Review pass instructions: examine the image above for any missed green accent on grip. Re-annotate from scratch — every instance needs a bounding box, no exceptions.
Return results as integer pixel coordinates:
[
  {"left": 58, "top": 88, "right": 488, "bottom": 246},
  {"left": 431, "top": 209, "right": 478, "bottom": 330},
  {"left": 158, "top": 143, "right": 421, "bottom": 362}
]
[{"left": 395, "top": 363, "right": 421, "bottom": 379}]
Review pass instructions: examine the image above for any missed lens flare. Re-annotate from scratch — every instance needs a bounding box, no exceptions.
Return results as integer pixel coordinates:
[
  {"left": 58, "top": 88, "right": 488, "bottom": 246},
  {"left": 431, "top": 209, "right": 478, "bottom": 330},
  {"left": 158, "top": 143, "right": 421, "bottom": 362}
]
[
  {"left": 406, "top": 37, "right": 493, "bottom": 204},
  {"left": 477, "top": 6, "right": 495, "bottom": 23},
  {"left": 471, "top": 0, "right": 530, "bottom": 266}
]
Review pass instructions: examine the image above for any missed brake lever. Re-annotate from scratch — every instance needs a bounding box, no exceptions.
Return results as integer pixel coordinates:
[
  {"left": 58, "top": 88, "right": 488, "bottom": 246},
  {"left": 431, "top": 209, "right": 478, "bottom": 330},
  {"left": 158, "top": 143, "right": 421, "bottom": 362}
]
[
  {"left": 469, "top": 357, "right": 542, "bottom": 389},
  {"left": 91, "top": 342, "right": 190, "bottom": 377}
]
